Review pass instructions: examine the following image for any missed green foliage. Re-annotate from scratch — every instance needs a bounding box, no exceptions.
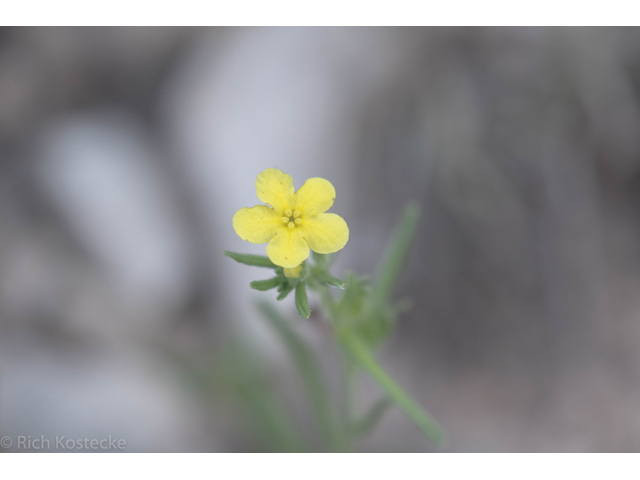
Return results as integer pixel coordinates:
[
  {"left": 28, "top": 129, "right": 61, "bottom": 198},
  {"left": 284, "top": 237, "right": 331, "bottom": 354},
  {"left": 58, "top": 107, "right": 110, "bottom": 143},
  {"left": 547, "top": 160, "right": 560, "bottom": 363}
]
[
  {"left": 224, "top": 247, "right": 345, "bottom": 318},
  {"left": 371, "top": 202, "right": 420, "bottom": 305},
  {"left": 350, "top": 397, "right": 393, "bottom": 439},
  {"left": 189, "top": 342, "right": 310, "bottom": 452},
  {"left": 224, "top": 203, "right": 444, "bottom": 450},
  {"left": 276, "top": 283, "right": 295, "bottom": 300},
  {"left": 294, "top": 282, "right": 310, "bottom": 319},
  {"left": 338, "top": 272, "right": 369, "bottom": 315},
  {"left": 314, "top": 271, "right": 346, "bottom": 289},
  {"left": 223, "top": 251, "right": 278, "bottom": 269},
  {"left": 340, "top": 335, "right": 443, "bottom": 445},
  {"left": 250, "top": 277, "right": 281, "bottom": 291},
  {"left": 257, "top": 302, "right": 336, "bottom": 450}
]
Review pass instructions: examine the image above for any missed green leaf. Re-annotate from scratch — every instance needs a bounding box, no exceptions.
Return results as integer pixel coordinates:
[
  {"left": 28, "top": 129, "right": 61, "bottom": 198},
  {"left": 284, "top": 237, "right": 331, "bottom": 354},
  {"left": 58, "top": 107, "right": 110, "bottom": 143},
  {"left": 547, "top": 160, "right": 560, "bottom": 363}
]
[
  {"left": 295, "top": 282, "right": 311, "bottom": 319},
  {"left": 314, "top": 271, "right": 345, "bottom": 289},
  {"left": 250, "top": 277, "right": 281, "bottom": 291},
  {"left": 351, "top": 397, "right": 393, "bottom": 438},
  {"left": 223, "top": 251, "right": 278, "bottom": 269},
  {"left": 257, "top": 301, "right": 336, "bottom": 450},
  {"left": 340, "top": 335, "right": 444, "bottom": 445},
  {"left": 209, "top": 342, "right": 310, "bottom": 452},
  {"left": 338, "top": 272, "right": 369, "bottom": 315},
  {"left": 372, "top": 203, "right": 420, "bottom": 305},
  {"left": 277, "top": 283, "right": 295, "bottom": 301}
]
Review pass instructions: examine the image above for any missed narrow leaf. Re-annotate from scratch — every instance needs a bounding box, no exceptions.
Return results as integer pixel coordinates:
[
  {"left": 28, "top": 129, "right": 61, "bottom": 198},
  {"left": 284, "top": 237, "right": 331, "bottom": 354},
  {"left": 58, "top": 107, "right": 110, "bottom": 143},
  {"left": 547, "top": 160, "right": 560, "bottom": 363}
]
[
  {"left": 257, "top": 301, "right": 336, "bottom": 450},
  {"left": 315, "top": 271, "right": 346, "bottom": 289},
  {"left": 223, "top": 251, "right": 278, "bottom": 269},
  {"left": 340, "top": 335, "right": 444, "bottom": 445},
  {"left": 277, "top": 284, "right": 295, "bottom": 301},
  {"left": 250, "top": 277, "right": 281, "bottom": 291},
  {"left": 212, "top": 343, "right": 310, "bottom": 452},
  {"left": 351, "top": 397, "right": 393, "bottom": 438},
  {"left": 372, "top": 203, "right": 420, "bottom": 304},
  {"left": 295, "top": 282, "right": 311, "bottom": 319}
]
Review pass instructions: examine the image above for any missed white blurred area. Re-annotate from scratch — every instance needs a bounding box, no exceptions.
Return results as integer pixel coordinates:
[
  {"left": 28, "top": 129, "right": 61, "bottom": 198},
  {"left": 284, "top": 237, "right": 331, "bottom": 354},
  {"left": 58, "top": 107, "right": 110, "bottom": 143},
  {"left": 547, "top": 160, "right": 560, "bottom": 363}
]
[
  {"left": 37, "top": 112, "right": 192, "bottom": 316},
  {"left": 2, "top": 27, "right": 640, "bottom": 451}
]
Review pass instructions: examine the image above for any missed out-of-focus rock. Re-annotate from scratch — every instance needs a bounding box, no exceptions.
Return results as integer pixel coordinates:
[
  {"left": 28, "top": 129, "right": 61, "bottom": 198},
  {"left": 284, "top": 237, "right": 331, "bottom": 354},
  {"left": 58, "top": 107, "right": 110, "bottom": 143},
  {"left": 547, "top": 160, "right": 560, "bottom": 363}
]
[{"left": 35, "top": 111, "right": 194, "bottom": 321}]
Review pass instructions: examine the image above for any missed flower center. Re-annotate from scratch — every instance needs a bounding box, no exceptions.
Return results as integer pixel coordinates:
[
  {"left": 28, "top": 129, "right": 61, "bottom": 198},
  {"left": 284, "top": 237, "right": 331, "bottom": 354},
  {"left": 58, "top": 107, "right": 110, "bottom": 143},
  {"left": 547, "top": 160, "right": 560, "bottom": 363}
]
[{"left": 281, "top": 209, "right": 302, "bottom": 229}]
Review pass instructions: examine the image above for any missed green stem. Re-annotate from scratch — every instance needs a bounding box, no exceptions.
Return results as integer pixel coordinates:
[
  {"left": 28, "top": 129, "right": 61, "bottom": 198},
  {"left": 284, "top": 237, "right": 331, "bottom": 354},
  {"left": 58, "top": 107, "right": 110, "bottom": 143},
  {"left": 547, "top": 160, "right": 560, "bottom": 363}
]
[{"left": 339, "top": 334, "right": 444, "bottom": 445}]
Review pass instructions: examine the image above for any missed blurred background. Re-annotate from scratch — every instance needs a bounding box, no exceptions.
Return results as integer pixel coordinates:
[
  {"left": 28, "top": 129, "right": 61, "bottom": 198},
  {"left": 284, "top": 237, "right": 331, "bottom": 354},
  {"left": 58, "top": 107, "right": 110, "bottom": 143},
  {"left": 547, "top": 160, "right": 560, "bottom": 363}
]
[{"left": 1, "top": 26, "right": 640, "bottom": 452}]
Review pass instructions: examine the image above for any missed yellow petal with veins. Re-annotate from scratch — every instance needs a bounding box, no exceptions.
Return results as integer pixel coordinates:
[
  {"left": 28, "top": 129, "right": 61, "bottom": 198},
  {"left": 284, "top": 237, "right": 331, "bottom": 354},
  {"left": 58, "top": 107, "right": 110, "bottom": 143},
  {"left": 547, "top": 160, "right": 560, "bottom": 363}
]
[
  {"left": 301, "top": 213, "right": 349, "bottom": 254},
  {"left": 233, "top": 205, "right": 281, "bottom": 243},
  {"left": 266, "top": 227, "right": 310, "bottom": 268},
  {"left": 294, "top": 177, "right": 336, "bottom": 216},
  {"left": 256, "top": 168, "right": 294, "bottom": 212}
]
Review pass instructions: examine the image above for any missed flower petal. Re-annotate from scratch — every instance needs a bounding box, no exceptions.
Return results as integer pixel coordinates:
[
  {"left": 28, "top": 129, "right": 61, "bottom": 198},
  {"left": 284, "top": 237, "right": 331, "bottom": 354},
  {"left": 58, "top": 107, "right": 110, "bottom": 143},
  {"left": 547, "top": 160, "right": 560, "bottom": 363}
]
[
  {"left": 233, "top": 205, "right": 281, "bottom": 244},
  {"left": 266, "top": 228, "right": 310, "bottom": 268},
  {"left": 301, "top": 213, "right": 349, "bottom": 254},
  {"left": 293, "top": 177, "right": 336, "bottom": 216},
  {"left": 256, "top": 168, "right": 294, "bottom": 212}
]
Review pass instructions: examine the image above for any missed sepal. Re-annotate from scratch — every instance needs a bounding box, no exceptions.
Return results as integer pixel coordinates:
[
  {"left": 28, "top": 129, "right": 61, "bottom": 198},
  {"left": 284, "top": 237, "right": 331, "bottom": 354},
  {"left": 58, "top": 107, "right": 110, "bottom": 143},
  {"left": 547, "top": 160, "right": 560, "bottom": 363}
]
[
  {"left": 223, "top": 251, "right": 278, "bottom": 268},
  {"left": 250, "top": 277, "right": 281, "bottom": 291},
  {"left": 314, "top": 271, "right": 345, "bottom": 289},
  {"left": 277, "top": 283, "right": 295, "bottom": 301}
]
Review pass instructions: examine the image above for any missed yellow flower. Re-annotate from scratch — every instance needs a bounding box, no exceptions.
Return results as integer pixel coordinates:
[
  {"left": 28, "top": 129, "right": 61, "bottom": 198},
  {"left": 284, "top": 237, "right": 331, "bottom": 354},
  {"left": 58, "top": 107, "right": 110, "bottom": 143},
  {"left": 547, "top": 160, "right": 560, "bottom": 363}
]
[{"left": 233, "top": 168, "right": 349, "bottom": 268}]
